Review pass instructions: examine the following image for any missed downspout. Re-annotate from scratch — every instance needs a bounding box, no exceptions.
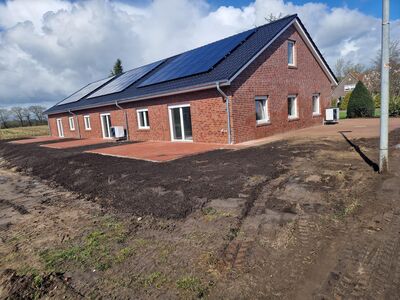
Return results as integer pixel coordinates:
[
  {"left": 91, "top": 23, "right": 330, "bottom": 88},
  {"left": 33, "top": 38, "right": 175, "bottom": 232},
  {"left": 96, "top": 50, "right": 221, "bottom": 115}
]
[
  {"left": 68, "top": 110, "right": 81, "bottom": 139},
  {"left": 115, "top": 101, "right": 130, "bottom": 140},
  {"left": 216, "top": 82, "right": 232, "bottom": 144}
]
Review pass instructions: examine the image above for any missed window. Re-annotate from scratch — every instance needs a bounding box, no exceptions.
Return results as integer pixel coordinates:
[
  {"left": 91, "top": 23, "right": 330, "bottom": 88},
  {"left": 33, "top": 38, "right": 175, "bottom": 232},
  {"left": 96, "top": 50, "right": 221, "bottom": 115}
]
[
  {"left": 255, "top": 97, "right": 269, "bottom": 124},
  {"left": 344, "top": 84, "right": 356, "bottom": 92},
  {"left": 137, "top": 108, "right": 150, "bottom": 129},
  {"left": 68, "top": 117, "right": 75, "bottom": 131},
  {"left": 288, "top": 95, "right": 298, "bottom": 119},
  {"left": 288, "top": 40, "right": 295, "bottom": 66},
  {"left": 84, "top": 115, "right": 91, "bottom": 130},
  {"left": 312, "top": 94, "right": 320, "bottom": 115}
]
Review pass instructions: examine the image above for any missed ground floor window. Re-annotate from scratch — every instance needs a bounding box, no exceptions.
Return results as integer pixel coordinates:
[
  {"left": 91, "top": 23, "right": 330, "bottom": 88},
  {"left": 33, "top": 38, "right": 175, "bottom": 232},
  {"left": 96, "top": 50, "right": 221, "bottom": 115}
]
[
  {"left": 255, "top": 96, "right": 269, "bottom": 124},
  {"left": 69, "top": 117, "right": 75, "bottom": 130},
  {"left": 84, "top": 115, "right": 91, "bottom": 130},
  {"left": 56, "top": 118, "right": 64, "bottom": 137},
  {"left": 137, "top": 108, "right": 150, "bottom": 129},
  {"left": 288, "top": 95, "right": 298, "bottom": 119},
  {"left": 312, "top": 94, "right": 320, "bottom": 115}
]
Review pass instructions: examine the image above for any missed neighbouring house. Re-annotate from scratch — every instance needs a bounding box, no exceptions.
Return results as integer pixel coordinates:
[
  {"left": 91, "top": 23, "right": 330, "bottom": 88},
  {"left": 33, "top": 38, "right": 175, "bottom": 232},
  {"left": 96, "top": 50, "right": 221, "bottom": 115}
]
[
  {"left": 45, "top": 14, "right": 337, "bottom": 144},
  {"left": 331, "top": 72, "right": 364, "bottom": 105}
]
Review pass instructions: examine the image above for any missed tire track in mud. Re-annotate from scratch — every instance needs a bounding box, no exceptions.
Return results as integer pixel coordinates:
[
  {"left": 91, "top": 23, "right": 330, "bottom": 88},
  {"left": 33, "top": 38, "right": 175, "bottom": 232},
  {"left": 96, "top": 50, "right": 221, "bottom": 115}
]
[{"left": 316, "top": 183, "right": 400, "bottom": 299}]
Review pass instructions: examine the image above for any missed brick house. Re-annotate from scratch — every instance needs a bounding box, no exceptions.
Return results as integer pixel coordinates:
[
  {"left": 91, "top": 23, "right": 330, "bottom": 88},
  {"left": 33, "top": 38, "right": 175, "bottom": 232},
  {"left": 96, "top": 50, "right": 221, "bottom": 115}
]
[
  {"left": 45, "top": 14, "right": 337, "bottom": 144},
  {"left": 331, "top": 72, "right": 363, "bottom": 104}
]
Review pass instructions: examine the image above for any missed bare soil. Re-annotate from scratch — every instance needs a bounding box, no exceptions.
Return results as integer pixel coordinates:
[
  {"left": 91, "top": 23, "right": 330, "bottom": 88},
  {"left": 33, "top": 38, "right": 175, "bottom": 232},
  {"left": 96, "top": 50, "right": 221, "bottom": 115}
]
[{"left": 0, "top": 129, "right": 399, "bottom": 299}]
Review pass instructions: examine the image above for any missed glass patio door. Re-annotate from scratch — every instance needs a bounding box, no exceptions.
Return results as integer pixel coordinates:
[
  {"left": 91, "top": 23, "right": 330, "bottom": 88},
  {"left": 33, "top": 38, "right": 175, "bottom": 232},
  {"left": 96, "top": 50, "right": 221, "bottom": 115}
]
[
  {"left": 56, "top": 118, "right": 64, "bottom": 137},
  {"left": 169, "top": 105, "right": 192, "bottom": 141},
  {"left": 100, "top": 113, "right": 112, "bottom": 138}
]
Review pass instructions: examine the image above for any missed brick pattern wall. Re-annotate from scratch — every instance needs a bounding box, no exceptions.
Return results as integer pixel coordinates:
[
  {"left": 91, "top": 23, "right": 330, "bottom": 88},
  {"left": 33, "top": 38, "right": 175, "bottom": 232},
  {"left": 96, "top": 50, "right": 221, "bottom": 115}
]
[
  {"left": 229, "top": 25, "right": 333, "bottom": 143},
  {"left": 49, "top": 89, "right": 228, "bottom": 144}
]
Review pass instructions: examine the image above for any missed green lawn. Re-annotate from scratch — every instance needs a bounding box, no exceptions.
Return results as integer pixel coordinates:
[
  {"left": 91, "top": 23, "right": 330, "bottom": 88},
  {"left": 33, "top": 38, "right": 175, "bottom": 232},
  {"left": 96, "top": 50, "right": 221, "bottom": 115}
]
[
  {"left": 0, "top": 125, "right": 49, "bottom": 140},
  {"left": 339, "top": 109, "right": 381, "bottom": 120}
]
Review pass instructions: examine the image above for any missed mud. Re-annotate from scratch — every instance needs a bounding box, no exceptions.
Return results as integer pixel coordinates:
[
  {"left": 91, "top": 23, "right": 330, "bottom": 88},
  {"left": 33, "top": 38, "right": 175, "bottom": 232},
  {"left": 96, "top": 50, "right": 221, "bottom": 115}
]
[{"left": 0, "top": 129, "right": 399, "bottom": 299}]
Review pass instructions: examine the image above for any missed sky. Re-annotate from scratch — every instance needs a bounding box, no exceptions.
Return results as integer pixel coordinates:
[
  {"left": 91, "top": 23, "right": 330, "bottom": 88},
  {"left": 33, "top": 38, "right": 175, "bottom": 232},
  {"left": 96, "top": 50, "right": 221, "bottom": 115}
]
[{"left": 0, "top": 0, "right": 399, "bottom": 108}]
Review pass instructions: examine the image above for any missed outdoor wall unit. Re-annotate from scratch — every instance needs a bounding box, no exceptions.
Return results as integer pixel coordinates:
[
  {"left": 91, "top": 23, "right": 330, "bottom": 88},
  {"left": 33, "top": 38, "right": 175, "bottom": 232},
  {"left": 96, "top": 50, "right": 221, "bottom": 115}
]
[
  {"left": 110, "top": 126, "right": 126, "bottom": 138},
  {"left": 325, "top": 108, "right": 339, "bottom": 124}
]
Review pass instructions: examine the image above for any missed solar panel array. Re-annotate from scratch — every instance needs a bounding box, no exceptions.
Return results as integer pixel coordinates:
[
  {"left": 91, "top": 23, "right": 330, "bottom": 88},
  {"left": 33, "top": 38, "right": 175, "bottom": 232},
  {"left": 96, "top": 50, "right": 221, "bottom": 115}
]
[
  {"left": 138, "top": 29, "right": 255, "bottom": 87},
  {"left": 57, "top": 76, "right": 114, "bottom": 106},
  {"left": 87, "top": 60, "right": 165, "bottom": 99}
]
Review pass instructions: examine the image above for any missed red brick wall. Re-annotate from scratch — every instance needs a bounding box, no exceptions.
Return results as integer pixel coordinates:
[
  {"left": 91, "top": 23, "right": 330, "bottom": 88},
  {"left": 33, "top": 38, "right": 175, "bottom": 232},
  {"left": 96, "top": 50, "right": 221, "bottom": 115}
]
[
  {"left": 48, "top": 89, "right": 228, "bottom": 144},
  {"left": 229, "top": 25, "right": 333, "bottom": 143}
]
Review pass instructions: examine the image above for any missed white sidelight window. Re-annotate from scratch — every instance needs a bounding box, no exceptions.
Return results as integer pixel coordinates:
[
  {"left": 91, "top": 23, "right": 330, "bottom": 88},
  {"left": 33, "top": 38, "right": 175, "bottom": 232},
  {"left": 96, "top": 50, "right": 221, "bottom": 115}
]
[
  {"left": 288, "top": 95, "right": 298, "bottom": 119},
  {"left": 137, "top": 108, "right": 150, "bottom": 129},
  {"left": 56, "top": 118, "right": 64, "bottom": 138},
  {"left": 255, "top": 96, "right": 269, "bottom": 124},
  {"left": 84, "top": 115, "right": 91, "bottom": 130},
  {"left": 69, "top": 117, "right": 75, "bottom": 131},
  {"left": 312, "top": 94, "right": 320, "bottom": 115},
  {"left": 288, "top": 40, "right": 296, "bottom": 66}
]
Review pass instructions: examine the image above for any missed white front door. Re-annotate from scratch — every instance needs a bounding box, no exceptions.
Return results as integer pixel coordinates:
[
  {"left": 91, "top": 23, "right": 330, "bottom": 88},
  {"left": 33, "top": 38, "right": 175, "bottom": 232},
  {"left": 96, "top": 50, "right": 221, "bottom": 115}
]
[
  {"left": 56, "top": 118, "right": 64, "bottom": 138},
  {"left": 168, "top": 104, "right": 193, "bottom": 142},
  {"left": 100, "top": 113, "right": 112, "bottom": 138}
]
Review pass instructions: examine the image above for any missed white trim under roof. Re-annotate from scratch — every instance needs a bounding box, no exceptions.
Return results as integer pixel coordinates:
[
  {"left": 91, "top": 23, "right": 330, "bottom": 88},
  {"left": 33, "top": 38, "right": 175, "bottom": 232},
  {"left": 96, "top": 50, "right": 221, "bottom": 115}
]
[{"left": 228, "top": 19, "right": 337, "bottom": 86}]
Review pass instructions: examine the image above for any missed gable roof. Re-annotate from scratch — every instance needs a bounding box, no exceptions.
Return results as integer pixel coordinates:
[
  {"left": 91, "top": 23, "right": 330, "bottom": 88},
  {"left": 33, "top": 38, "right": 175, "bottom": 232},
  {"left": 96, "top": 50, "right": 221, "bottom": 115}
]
[{"left": 45, "top": 14, "right": 337, "bottom": 115}]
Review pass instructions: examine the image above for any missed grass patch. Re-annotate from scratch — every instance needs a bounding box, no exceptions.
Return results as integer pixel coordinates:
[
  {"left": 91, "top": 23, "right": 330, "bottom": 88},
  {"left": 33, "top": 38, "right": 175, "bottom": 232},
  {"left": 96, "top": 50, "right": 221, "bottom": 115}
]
[
  {"left": 0, "top": 125, "right": 49, "bottom": 140},
  {"left": 39, "top": 218, "right": 142, "bottom": 272},
  {"left": 176, "top": 276, "right": 209, "bottom": 298},
  {"left": 202, "top": 207, "right": 232, "bottom": 221},
  {"left": 333, "top": 198, "right": 361, "bottom": 220},
  {"left": 142, "top": 271, "right": 167, "bottom": 289}
]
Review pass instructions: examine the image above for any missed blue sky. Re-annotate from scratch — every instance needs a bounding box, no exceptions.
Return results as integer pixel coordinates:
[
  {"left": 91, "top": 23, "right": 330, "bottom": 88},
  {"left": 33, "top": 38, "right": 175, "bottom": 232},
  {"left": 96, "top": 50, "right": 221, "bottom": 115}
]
[{"left": 0, "top": 0, "right": 399, "bottom": 107}]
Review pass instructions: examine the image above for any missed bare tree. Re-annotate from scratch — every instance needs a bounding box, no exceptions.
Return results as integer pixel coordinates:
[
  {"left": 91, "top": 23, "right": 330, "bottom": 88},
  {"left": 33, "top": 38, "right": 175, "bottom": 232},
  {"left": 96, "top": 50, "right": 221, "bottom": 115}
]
[
  {"left": 11, "top": 106, "right": 24, "bottom": 127},
  {"left": 22, "top": 108, "right": 32, "bottom": 126},
  {"left": 29, "top": 105, "right": 46, "bottom": 124},
  {"left": 364, "top": 40, "right": 400, "bottom": 96},
  {"left": 334, "top": 58, "right": 365, "bottom": 81},
  {"left": 264, "top": 13, "right": 284, "bottom": 23},
  {"left": 0, "top": 108, "right": 10, "bottom": 128}
]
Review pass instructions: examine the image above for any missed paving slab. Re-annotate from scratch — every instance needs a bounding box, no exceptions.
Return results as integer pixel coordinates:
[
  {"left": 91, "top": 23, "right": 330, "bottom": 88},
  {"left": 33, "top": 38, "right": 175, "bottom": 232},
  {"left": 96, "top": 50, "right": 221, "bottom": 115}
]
[
  {"left": 237, "top": 118, "right": 400, "bottom": 148},
  {"left": 87, "top": 141, "right": 232, "bottom": 162},
  {"left": 9, "top": 136, "right": 60, "bottom": 144},
  {"left": 41, "top": 138, "right": 111, "bottom": 149}
]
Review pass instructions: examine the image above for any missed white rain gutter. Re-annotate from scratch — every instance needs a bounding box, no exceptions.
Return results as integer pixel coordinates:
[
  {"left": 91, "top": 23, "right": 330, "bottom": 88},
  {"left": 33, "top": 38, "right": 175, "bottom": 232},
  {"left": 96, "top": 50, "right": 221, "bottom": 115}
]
[
  {"left": 68, "top": 110, "right": 81, "bottom": 139},
  {"left": 115, "top": 101, "right": 130, "bottom": 140},
  {"left": 216, "top": 82, "right": 232, "bottom": 144}
]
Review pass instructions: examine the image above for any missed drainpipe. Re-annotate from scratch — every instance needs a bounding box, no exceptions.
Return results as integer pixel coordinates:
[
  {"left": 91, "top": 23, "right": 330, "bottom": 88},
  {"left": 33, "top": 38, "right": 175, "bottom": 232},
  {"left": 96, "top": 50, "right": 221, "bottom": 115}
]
[
  {"left": 216, "top": 82, "right": 232, "bottom": 144},
  {"left": 68, "top": 110, "right": 81, "bottom": 139},
  {"left": 115, "top": 101, "right": 130, "bottom": 140}
]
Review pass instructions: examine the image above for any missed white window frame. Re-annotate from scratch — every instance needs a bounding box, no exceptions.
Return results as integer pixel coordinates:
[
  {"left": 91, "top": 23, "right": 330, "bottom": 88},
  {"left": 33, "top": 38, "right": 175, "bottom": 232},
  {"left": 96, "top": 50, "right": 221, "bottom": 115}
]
[
  {"left": 312, "top": 94, "right": 320, "bottom": 116},
  {"left": 68, "top": 116, "right": 75, "bottom": 131},
  {"left": 168, "top": 103, "right": 193, "bottom": 142},
  {"left": 255, "top": 96, "right": 269, "bottom": 124},
  {"left": 84, "top": 115, "right": 91, "bottom": 130},
  {"left": 288, "top": 95, "right": 298, "bottom": 119},
  {"left": 136, "top": 108, "right": 150, "bottom": 129},
  {"left": 288, "top": 40, "right": 296, "bottom": 67},
  {"left": 100, "top": 113, "right": 112, "bottom": 139}
]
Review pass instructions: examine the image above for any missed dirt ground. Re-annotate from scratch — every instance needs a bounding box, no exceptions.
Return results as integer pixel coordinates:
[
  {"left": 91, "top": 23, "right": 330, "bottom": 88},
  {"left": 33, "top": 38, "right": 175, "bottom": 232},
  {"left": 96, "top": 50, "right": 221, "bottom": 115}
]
[{"left": 0, "top": 125, "right": 400, "bottom": 299}]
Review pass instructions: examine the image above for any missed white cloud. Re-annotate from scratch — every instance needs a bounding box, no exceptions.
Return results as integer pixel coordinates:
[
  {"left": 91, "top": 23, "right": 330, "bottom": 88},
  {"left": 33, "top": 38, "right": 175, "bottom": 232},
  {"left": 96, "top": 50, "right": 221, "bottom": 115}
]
[{"left": 0, "top": 0, "right": 399, "bottom": 107}]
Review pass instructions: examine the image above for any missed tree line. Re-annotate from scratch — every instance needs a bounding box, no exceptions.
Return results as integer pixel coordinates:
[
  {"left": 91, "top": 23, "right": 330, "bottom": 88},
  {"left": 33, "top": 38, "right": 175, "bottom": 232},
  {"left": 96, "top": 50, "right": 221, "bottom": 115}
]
[{"left": 0, "top": 106, "right": 47, "bottom": 129}]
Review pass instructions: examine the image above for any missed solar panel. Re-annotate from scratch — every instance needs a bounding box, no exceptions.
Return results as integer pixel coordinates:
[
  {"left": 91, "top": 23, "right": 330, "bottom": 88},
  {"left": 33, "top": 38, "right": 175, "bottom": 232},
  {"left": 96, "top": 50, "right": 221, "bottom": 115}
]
[
  {"left": 57, "top": 76, "right": 114, "bottom": 106},
  {"left": 87, "top": 60, "right": 165, "bottom": 98},
  {"left": 138, "top": 29, "right": 255, "bottom": 87}
]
